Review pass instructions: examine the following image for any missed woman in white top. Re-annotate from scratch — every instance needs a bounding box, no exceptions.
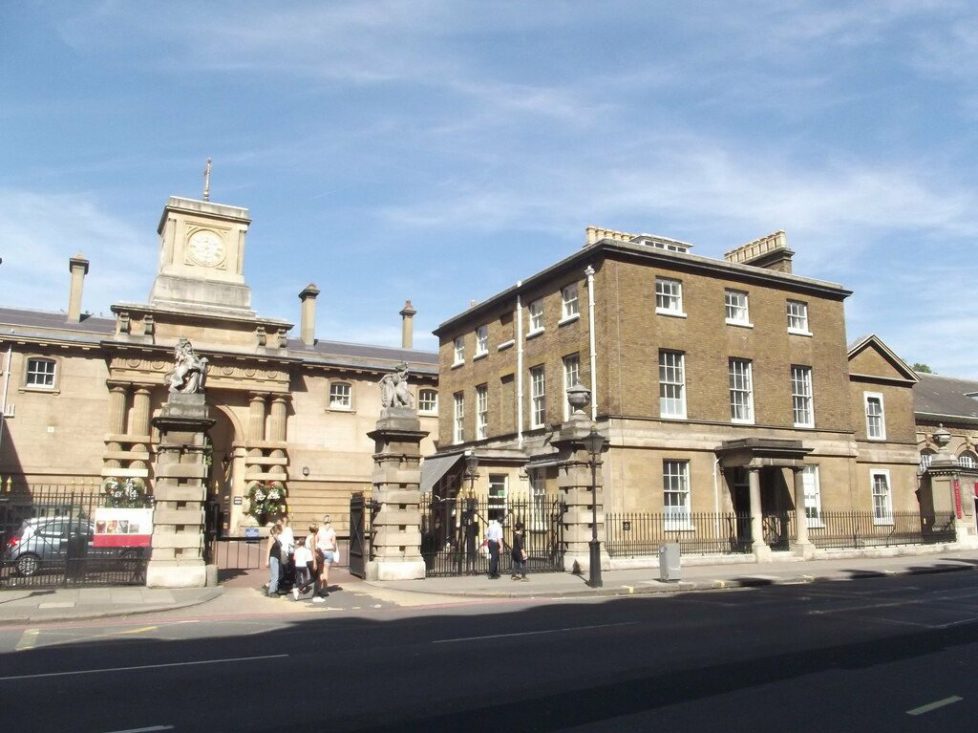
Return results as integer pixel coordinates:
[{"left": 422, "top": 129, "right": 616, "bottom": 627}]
[{"left": 315, "top": 515, "right": 337, "bottom": 600}]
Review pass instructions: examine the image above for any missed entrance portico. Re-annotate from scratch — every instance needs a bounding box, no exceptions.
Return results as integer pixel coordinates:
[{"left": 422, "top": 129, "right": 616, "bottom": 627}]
[{"left": 716, "top": 438, "right": 814, "bottom": 561}]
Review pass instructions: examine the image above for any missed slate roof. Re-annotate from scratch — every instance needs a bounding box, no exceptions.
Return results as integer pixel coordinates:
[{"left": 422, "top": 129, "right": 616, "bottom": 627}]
[{"left": 914, "top": 373, "right": 978, "bottom": 424}]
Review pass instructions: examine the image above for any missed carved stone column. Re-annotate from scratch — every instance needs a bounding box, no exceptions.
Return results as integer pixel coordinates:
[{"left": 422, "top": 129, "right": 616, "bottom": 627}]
[
  {"left": 366, "top": 406, "right": 428, "bottom": 581},
  {"left": 791, "top": 467, "right": 815, "bottom": 559},
  {"left": 748, "top": 467, "right": 771, "bottom": 561},
  {"left": 131, "top": 387, "right": 152, "bottom": 437},
  {"left": 146, "top": 392, "right": 215, "bottom": 588},
  {"left": 105, "top": 383, "right": 129, "bottom": 469},
  {"left": 248, "top": 393, "right": 267, "bottom": 442}
]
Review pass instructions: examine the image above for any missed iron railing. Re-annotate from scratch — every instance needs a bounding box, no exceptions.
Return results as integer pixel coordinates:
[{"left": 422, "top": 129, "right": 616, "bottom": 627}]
[
  {"left": 606, "top": 512, "right": 753, "bottom": 557},
  {"left": 806, "top": 511, "right": 956, "bottom": 549}
]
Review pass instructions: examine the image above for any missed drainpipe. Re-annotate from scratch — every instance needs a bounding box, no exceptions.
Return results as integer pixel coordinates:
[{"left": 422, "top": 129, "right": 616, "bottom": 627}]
[
  {"left": 0, "top": 346, "right": 11, "bottom": 450},
  {"left": 515, "top": 283, "right": 524, "bottom": 448},
  {"left": 585, "top": 265, "right": 597, "bottom": 421}
]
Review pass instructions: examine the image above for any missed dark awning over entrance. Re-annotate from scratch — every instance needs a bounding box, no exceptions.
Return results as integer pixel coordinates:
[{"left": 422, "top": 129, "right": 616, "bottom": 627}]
[
  {"left": 420, "top": 453, "right": 465, "bottom": 494},
  {"left": 715, "top": 438, "right": 812, "bottom": 470}
]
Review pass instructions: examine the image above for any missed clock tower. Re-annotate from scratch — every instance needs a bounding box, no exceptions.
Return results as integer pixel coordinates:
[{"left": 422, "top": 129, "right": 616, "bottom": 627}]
[{"left": 148, "top": 196, "right": 255, "bottom": 317}]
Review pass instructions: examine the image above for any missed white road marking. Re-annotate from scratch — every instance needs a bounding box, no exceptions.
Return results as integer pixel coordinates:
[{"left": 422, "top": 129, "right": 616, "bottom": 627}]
[
  {"left": 434, "top": 621, "right": 638, "bottom": 644},
  {"left": 906, "top": 695, "right": 963, "bottom": 716},
  {"left": 102, "top": 726, "right": 174, "bottom": 732},
  {"left": 15, "top": 628, "right": 39, "bottom": 651},
  {"left": 0, "top": 653, "right": 288, "bottom": 681}
]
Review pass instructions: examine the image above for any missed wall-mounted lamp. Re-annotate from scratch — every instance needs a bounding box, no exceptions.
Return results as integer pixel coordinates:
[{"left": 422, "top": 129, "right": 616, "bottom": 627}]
[{"left": 302, "top": 466, "right": 310, "bottom": 477}]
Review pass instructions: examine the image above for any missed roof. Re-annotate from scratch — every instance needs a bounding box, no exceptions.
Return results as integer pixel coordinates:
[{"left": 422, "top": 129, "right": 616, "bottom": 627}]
[
  {"left": 914, "top": 373, "right": 978, "bottom": 423},
  {"left": 0, "top": 306, "right": 115, "bottom": 344}
]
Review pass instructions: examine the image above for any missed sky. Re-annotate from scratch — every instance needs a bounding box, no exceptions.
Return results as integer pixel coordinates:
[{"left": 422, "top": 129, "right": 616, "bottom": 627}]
[{"left": 1, "top": 1, "right": 976, "bottom": 377}]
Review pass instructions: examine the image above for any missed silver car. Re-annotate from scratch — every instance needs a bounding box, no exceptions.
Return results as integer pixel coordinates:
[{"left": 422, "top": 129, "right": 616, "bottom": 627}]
[{"left": 3, "top": 516, "right": 95, "bottom": 576}]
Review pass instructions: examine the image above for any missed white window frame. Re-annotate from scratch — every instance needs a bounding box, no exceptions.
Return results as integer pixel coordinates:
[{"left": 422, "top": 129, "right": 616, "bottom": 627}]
[
  {"left": 724, "top": 289, "right": 751, "bottom": 326},
  {"left": 663, "top": 460, "right": 692, "bottom": 530},
  {"left": 530, "top": 365, "right": 546, "bottom": 429},
  {"left": 871, "top": 469, "right": 893, "bottom": 525},
  {"left": 529, "top": 470, "right": 546, "bottom": 531},
  {"left": 729, "top": 358, "right": 754, "bottom": 424},
  {"left": 476, "top": 384, "right": 489, "bottom": 440},
  {"left": 528, "top": 299, "right": 545, "bottom": 335},
  {"left": 562, "top": 353, "right": 580, "bottom": 422},
  {"left": 658, "top": 350, "right": 687, "bottom": 419},
  {"left": 328, "top": 381, "right": 352, "bottom": 410},
  {"left": 919, "top": 451, "right": 935, "bottom": 473},
  {"left": 452, "top": 392, "right": 464, "bottom": 444},
  {"left": 787, "top": 300, "right": 811, "bottom": 335},
  {"left": 560, "top": 283, "right": 580, "bottom": 322},
  {"left": 864, "top": 392, "right": 886, "bottom": 440},
  {"left": 488, "top": 474, "right": 508, "bottom": 522},
  {"left": 655, "top": 277, "right": 685, "bottom": 317},
  {"left": 418, "top": 388, "right": 438, "bottom": 414},
  {"left": 475, "top": 325, "right": 489, "bottom": 357},
  {"left": 25, "top": 357, "right": 57, "bottom": 390},
  {"left": 791, "top": 365, "right": 814, "bottom": 428},
  {"left": 959, "top": 451, "right": 978, "bottom": 469},
  {"left": 452, "top": 336, "right": 465, "bottom": 366},
  {"left": 802, "top": 465, "right": 823, "bottom": 527}
]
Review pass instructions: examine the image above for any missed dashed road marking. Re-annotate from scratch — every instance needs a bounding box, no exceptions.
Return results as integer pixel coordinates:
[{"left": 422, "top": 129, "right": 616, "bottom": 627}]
[
  {"left": 907, "top": 695, "right": 962, "bottom": 716},
  {"left": 15, "top": 628, "right": 39, "bottom": 651}
]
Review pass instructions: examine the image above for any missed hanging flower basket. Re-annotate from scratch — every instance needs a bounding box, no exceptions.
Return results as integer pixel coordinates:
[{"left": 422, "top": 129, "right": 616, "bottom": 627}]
[
  {"left": 102, "top": 477, "right": 152, "bottom": 508},
  {"left": 246, "top": 480, "right": 288, "bottom": 524}
]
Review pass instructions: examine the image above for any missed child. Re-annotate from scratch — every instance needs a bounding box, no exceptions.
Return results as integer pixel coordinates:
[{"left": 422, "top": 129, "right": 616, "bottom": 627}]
[{"left": 291, "top": 537, "right": 315, "bottom": 600}]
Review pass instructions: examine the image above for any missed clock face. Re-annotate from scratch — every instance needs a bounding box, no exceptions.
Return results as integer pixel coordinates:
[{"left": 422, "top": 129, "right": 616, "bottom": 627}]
[{"left": 187, "top": 229, "right": 226, "bottom": 267}]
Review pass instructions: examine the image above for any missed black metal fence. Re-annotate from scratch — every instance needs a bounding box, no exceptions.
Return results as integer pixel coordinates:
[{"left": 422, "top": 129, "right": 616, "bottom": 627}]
[
  {"left": 606, "top": 510, "right": 959, "bottom": 557},
  {"left": 0, "top": 485, "right": 151, "bottom": 587},
  {"left": 420, "top": 493, "right": 564, "bottom": 577},
  {"left": 606, "top": 512, "right": 753, "bottom": 557}
]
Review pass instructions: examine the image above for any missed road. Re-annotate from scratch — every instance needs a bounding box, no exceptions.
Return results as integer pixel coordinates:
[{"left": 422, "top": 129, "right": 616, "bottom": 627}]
[{"left": 1, "top": 571, "right": 977, "bottom": 731}]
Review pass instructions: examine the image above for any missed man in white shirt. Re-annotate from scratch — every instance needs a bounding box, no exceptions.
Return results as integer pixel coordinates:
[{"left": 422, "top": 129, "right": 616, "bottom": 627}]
[{"left": 485, "top": 518, "right": 503, "bottom": 579}]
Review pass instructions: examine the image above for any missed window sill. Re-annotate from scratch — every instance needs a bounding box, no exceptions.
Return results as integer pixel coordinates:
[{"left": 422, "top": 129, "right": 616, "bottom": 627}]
[
  {"left": 451, "top": 361, "right": 465, "bottom": 369},
  {"left": 793, "top": 422, "right": 814, "bottom": 429},
  {"left": 664, "top": 522, "right": 694, "bottom": 532},
  {"left": 497, "top": 339, "right": 515, "bottom": 351},
  {"left": 526, "top": 328, "right": 545, "bottom": 340},
  {"left": 473, "top": 351, "right": 488, "bottom": 361},
  {"left": 806, "top": 520, "right": 825, "bottom": 529},
  {"left": 731, "top": 418, "right": 755, "bottom": 425},
  {"left": 558, "top": 314, "right": 580, "bottom": 327},
  {"left": 19, "top": 385, "right": 60, "bottom": 395},
  {"left": 873, "top": 518, "right": 894, "bottom": 527},
  {"left": 660, "top": 413, "right": 688, "bottom": 421},
  {"left": 788, "top": 328, "right": 813, "bottom": 337},
  {"left": 655, "top": 308, "right": 687, "bottom": 318},
  {"left": 725, "top": 319, "right": 753, "bottom": 328},
  {"left": 326, "top": 407, "right": 356, "bottom": 414},
  {"left": 867, "top": 436, "right": 887, "bottom": 442}
]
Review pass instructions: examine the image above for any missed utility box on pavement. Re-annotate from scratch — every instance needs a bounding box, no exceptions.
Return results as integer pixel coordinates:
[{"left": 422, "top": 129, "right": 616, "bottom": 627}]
[{"left": 658, "top": 543, "right": 681, "bottom": 582}]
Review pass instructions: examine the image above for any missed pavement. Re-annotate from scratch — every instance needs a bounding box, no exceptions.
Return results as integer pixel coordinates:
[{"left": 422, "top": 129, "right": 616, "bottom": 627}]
[{"left": 2, "top": 548, "right": 977, "bottom": 625}]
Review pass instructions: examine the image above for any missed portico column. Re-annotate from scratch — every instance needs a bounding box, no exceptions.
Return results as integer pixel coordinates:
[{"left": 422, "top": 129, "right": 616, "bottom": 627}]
[
  {"left": 131, "top": 387, "right": 152, "bottom": 437},
  {"left": 791, "top": 467, "right": 815, "bottom": 559},
  {"left": 105, "top": 383, "right": 129, "bottom": 469},
  {"left": 248, "top": 393, "right": 267, "bottom": 442},
  {"left": 269, "top": 395, "right": 288, "bottom": 442},
  {"left": 748, "top": 467, "right": 771, "bottom": 561}
]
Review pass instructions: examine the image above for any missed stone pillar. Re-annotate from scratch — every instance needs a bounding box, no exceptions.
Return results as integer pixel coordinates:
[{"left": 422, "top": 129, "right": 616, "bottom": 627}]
[
  {"left": 922, "top": 458, "right": 978, "bottom": 549},
  {"left": 748, "top": 467, "right": 771, "bottom": 561},
  {"left": 366, "top": 406, "right": 428, "bottom": 581},
  {"left": 248, "top": 393, "right": 267, "bottom": 442},
  {"left": 399, "top": 299, "right": 417, "bottom": 350},
  {"left": 131, "top": 387, "right": 152, "bottom": 437},
  {"left": 105, "top": 383, "right": 129, "bottom": 469},
  {"left": 552, "top": 411, "right": 611, "bottom": 574},
  {"left": 146, "top": 392, "right": 215, "bottom": 588},
  {"left": 299, "top": 284, "right": 320, "bottom": 347},
  {"left": 790, "top": 467, "right": 814, "bottom": 559},
  {"left": 269, "top": 395, "right": 288, "bottom": 442}
]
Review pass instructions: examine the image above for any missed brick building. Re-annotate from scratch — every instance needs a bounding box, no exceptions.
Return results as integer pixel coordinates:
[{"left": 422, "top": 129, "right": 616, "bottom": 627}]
[{"left": 430, "top": 227, "right": 921, "bottom": 560}]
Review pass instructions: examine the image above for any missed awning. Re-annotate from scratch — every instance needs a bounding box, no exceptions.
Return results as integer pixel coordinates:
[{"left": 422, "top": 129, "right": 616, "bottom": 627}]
[{"left": 420, "top": 453, "right": 465, "bottom": 494}]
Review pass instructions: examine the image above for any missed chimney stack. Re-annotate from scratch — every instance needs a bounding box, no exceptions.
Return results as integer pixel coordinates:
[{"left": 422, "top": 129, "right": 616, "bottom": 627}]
[
  {"left": 67, "top": 253, "right": 89, "bottom": 322},
  {"left": 298, "top": 283, "right": 320, "bottom": 346},
  {"left": 399, "top": 299, "right": 417, "bottom": 349}
]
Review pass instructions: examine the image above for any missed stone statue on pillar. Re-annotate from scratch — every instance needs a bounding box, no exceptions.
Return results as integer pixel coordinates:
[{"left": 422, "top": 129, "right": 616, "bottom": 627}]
[
  {"left": 379, "top": 361, "right": 413, "bottom": 409},
  {"left": 166, "top": 338, "right": 209, "bottom": 394}
]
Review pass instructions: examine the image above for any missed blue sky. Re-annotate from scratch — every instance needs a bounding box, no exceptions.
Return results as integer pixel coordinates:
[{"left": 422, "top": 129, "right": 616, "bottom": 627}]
[{"left": 2, "top": 1, "right": 976, "bottom": 376}]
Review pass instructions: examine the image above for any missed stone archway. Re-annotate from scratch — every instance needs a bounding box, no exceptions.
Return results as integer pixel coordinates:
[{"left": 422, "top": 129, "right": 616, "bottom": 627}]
[{"left": 206, "top": 406, "right": 240, "bottom": 536}]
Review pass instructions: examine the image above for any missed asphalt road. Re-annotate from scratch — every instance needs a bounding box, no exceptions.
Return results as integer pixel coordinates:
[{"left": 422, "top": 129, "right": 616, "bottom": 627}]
[{"left": 1, "top": 572, "right": 977, "bottom": 732}]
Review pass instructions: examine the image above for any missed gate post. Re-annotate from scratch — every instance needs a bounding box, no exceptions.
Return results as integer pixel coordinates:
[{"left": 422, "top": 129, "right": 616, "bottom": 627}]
[
  {"left": 146, "top": 392, "right": 215, "bottom": 588},
  {"left": 365, "top": 404, "right": 428, "bottom": 581}
]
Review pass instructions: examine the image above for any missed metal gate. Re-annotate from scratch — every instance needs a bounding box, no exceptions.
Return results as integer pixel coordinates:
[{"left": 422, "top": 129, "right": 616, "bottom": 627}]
[
  {"left": 348, "top": 492, "right": 369, "bottom": 578},
  {"left": 420, "top": 493, "right": 564, "bottom": 577}
]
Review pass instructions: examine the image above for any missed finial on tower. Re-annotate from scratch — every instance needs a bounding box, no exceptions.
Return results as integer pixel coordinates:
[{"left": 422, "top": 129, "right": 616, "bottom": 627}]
[{"left": 202, "top": 158, "right": 212, "bottom": 201}]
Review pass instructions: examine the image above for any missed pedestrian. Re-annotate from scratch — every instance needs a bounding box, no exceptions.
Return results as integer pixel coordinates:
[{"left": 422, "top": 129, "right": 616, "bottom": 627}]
[
  {"left": 278, "top": 515, "right": 295, "bottom": 591},
  {"left": 485, "top": 517, "right": 503, "bottom": 579},
  {"left": 264, "top": 524, "right": 283, "bottom": 597},
  {"left": 291, "top": 536, "right": 316, "bottom": 600},
  {"left": 314, "top": 514, "right": 337, "bottom": 601},
  {"left": 510, "top": 522, "right": 528, "bottom": 581}
]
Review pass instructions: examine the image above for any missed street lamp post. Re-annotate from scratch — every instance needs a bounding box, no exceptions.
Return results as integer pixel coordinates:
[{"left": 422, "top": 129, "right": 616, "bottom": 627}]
[
  {"left": 583, "top": 428, "right": 606, "bottom": 588},
  {"left": 462, "top": 452, "right": 478, "bottom": 575}
]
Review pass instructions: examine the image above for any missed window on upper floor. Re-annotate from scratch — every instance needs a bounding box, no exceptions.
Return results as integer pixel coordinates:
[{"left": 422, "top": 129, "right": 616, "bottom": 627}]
[
  {"left": 724, "top": 289, "right": 751, "bottom": 326},
  {"left": 530, "top": 365, "right": 546, "bottom": 429},
  {"left": 418, "top": 388, "right": 438, "bottom": 414},
  {"left": 328, "top": 381, "right": 352, "bottom": 410},
  {"left": 655, "top": 277, "right": 684, "bottom": 316},
  {"left": 919, "top": 450, "right": 935, "bottom": 473},
  {"left": 871, "top": 470, "right": 893, "bottom": 525},
  {"left": 791, "top": 365, "right": 814, "bottom": 428},
  {"left": 729, "top": 358, "right": 754, "bottom": 424},
  {"left": 959, "top": 451, "right": 978, "bottom": 469},
  {"left": 476, "top": 384, "right": 489, "bottom": 440},
  {"left": 453, "top": 336, "right": 465, "bottom": 366},
  {"left": 25, "top": 357, "right": 57, "bottom": 390},
  {"left": 452, "top": 392, "right": 465, "bottom": 444},
  {"left": 864, "top": 393, "right": 885, "bottom": 440},
  {"left": 528, "top": 299, "right": 544, "bottom": 334},
  {"left": 562, "top": 353, "right": 580, "bottom": 422},
  {"left": 561, "top": 283, "right": 580, "bottom": 321},
  {"left": 663, "top": 460, "right": 691, "bottom": 530},
  {"left": 475, "top": 325, "right": 489, "bottom": 357},
  {"left": 787, "top": 300, "right": 810, "bottom": 334},
  {"left": 659, "top": 350, "right": 686, "bottom": 419}
]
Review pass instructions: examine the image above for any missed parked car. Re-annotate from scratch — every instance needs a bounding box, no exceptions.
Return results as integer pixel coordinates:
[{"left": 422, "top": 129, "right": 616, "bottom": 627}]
[{"left": 2, "top": 516, "right": 146, "bottom": 577}]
